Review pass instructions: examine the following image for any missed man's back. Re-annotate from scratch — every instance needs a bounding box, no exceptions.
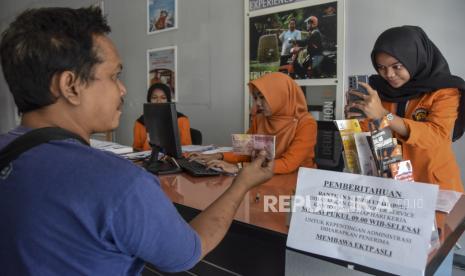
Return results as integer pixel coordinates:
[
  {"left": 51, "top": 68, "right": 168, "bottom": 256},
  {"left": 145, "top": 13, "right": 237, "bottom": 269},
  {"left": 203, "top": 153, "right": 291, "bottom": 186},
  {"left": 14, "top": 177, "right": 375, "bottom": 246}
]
[{"left": 0, "top": 127, "right": 201, "bottom": 275}]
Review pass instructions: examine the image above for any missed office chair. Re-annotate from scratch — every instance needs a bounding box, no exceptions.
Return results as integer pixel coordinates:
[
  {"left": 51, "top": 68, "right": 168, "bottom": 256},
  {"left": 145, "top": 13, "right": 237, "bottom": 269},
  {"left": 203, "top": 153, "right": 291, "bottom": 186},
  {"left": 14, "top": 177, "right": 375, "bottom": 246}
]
[
  {"left": 190, "top": 128, "right": 202, "bottom": 145},
  {"left": 314, "top": 120, "right": 344, "bottom": 171}
]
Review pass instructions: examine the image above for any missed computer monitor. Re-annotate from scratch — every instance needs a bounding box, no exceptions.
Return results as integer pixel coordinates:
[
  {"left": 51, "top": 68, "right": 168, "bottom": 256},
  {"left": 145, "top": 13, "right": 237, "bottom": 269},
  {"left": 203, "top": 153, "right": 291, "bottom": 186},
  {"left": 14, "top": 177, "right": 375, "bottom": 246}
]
[{"left": 144, "top": 103, "right": 182, "bottom": 159}]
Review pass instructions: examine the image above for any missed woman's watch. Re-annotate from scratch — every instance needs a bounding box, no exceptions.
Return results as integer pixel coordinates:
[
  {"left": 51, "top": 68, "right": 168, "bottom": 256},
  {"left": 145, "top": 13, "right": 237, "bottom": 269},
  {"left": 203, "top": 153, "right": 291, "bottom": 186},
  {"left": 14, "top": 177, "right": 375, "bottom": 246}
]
[
  {"left": 384, "top": 112, "right": 395, "bottom": 125},
  {"left": 384, "top": 112, "right": 394, "bottom": 122}
]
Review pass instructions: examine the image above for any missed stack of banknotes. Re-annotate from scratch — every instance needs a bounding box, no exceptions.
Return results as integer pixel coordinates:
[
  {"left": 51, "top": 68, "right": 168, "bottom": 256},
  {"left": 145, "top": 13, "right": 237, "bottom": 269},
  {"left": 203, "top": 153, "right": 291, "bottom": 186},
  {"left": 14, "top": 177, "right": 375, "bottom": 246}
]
[{"left": 231, "top": 134, "right": 275, "bottom": 160}]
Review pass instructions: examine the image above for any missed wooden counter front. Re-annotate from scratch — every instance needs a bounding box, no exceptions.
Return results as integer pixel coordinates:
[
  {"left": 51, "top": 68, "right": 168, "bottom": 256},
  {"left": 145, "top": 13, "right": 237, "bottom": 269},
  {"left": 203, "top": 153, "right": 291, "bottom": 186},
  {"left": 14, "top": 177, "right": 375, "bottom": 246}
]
[
  {"left": 156, "top": 172, "right": 465, "bottom": 275},
  {"left": 159, "top": 172, "right": 298, "bottom": 234}
]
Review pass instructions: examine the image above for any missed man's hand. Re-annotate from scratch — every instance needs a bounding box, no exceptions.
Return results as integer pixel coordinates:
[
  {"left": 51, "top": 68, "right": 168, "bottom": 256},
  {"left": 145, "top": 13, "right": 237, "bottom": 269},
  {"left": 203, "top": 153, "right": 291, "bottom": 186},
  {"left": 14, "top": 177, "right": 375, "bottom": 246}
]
[
  {"left": 233, "top": 150, "right": 274, "bottom": 190},
  {"left": 189, "top": 150, "right": 274, "bottom": 260}
]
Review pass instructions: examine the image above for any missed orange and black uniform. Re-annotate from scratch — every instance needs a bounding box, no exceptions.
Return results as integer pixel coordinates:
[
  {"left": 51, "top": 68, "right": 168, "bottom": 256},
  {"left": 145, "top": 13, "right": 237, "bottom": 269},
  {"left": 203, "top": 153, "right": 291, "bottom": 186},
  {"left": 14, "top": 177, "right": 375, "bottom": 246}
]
[
  {"left": 374, "top": 89, "right": 462, "bottom": 192},
  {"left": 368, "top": 26, "right": 465, "bottom": 192},
  {"left": 133, "top": 117, "right": 192, "bottom": 151},
  {"left": 223, "top": 72, "right": 317, "bottom": 174}
]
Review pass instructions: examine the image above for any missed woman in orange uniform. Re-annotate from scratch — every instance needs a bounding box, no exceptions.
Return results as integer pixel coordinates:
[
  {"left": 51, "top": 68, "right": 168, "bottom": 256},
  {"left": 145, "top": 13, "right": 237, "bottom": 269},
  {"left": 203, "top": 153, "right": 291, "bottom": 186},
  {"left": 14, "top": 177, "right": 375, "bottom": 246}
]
[
  {"left": 347, "top": 26, "right": 464, "bottom": 192},
  {"left": 191, "top": 72, "right": 317, "bottom": 174},
  {"left": 133, "top": 83, "right": 192, "bottom": 151}
]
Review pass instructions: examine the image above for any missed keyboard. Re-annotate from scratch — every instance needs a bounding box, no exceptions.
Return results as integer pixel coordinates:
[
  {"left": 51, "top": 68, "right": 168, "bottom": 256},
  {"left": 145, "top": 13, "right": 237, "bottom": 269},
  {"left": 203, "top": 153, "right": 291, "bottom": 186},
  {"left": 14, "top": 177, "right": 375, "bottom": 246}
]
[{"left": 176, "top": 158, "right": 221, "bottom": 177}]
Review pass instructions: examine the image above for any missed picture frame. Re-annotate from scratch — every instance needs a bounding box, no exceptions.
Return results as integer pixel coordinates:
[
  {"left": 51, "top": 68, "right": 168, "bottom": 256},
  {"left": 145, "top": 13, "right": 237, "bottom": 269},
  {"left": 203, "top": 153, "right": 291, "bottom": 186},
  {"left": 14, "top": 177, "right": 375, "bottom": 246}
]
[
  {"left": 246, "top": 0, "right": 340, "bottom": 82},
  {"left": 244, "top": 0, "right": 345, "bottom": 129},
  {"left": 147, "top": 46, "right": 178, "bottom": 101},
  {"left": 147, "top": 0, "right": 178, "bottom": 35}
]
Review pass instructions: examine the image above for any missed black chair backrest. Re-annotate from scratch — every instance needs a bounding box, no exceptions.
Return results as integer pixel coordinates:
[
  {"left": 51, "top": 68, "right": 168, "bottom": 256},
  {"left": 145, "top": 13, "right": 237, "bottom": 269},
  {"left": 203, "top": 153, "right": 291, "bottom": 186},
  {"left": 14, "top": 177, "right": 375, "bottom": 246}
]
[
  {"left": 190, "top": 128, "right": 202, "bottom": 145},
  {"left": 315, "top": 120, "right": 344, "bottom": 171}
]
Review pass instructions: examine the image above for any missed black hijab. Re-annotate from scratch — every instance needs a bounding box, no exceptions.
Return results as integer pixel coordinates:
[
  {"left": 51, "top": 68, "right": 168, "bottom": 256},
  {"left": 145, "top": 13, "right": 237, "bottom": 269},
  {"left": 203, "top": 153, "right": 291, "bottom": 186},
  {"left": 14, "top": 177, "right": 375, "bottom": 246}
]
[
  {"left": 137, "top": 83, "right": 185, "bottom": 125},
  {"left": 369, "top": 25, "right": 465, "bottom": 141}
]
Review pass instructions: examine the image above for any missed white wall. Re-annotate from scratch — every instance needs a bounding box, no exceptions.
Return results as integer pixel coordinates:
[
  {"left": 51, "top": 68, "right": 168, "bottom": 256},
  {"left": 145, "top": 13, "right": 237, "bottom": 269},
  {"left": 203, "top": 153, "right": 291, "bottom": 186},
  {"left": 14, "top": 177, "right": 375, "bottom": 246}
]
[
  {"left": 0, "top": 0, "right": 104, "bottom": 133},
  {"left": 107, "top": 0, "right": 245, "bottom": 147},
  {"left": 0, "top": 0, "right": 464, "bottom": 185},
  {"left": 0, "top": 4, "right": 21, "bottom": 133}
]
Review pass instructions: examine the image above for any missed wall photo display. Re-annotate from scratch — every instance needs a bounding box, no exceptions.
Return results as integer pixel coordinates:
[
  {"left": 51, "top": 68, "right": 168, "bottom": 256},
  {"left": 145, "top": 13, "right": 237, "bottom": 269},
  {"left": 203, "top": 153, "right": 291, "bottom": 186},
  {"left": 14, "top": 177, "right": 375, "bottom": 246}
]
[
  {"left": 244, "top": 0, "right": 345, "bottom": 130},
  {"left": 147, "top": 0, "right": 177, "bottom": 34},
  {"left": 248, "top": 1, "right": 338, "bottom": 81},
  {"left": 147, "top": 46, "right": 178, "bottom": 101}
]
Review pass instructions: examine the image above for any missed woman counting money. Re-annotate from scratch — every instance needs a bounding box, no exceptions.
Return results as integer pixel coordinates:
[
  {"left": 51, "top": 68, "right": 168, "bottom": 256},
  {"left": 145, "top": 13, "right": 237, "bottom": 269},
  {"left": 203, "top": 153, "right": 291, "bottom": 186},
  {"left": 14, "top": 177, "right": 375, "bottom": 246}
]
[{"left": 189, "top": 72, "right": 317, "bottom": 174}]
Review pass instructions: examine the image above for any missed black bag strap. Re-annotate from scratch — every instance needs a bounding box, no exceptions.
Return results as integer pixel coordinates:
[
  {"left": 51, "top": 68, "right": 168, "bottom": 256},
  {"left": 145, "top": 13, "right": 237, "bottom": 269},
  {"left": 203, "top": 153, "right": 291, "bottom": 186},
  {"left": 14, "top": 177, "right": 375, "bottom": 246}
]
[{"left": 0, "top": 127, "right": 89, "bottom": 170}]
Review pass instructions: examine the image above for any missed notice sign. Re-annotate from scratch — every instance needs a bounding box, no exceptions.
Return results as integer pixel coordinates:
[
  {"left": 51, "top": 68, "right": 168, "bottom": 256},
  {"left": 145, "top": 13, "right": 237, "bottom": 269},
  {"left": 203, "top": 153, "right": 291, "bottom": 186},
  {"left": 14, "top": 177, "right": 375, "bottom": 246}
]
[{"left": 287, "top": 168, "right": 438, "bottom": 276}]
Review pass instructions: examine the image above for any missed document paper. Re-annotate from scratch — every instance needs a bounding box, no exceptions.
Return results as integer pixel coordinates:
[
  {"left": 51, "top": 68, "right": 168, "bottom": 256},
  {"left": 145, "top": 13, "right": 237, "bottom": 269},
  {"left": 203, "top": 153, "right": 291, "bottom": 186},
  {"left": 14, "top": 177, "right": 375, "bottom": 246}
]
[{"left": 287, "top": 168, "right": 438, "bottom": 275}]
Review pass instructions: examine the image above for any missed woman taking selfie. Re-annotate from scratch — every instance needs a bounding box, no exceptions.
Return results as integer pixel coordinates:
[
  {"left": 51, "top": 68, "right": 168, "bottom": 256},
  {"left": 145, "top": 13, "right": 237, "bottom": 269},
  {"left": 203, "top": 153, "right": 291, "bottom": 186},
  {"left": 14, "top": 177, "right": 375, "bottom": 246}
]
[{"left": 347, "top": 26, "right": 464, "bottom": 192}]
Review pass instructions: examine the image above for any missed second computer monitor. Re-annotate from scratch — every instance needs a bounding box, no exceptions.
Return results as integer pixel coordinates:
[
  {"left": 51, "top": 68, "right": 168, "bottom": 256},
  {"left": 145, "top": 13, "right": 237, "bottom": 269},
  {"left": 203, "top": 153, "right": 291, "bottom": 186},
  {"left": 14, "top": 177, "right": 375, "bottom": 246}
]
[{"left": 143, "top": 102, "right": 183, "bottom": 159}]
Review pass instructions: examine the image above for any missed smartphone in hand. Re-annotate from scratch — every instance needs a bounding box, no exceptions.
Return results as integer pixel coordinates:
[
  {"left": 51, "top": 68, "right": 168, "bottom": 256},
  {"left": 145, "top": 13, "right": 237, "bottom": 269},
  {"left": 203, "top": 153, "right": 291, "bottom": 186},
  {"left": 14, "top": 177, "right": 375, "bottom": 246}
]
[{"left": 348, "top": 75, "right": 369, "bottom": 118}]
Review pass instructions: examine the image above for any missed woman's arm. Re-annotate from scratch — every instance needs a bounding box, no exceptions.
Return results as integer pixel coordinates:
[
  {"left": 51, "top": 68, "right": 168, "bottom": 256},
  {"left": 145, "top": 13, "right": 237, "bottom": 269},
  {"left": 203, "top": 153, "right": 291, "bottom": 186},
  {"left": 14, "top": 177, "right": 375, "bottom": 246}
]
[
  {"left": 348, "top": 82, "right": 409, "bottom": 138},
  {"left": 133, "top": 121, "right": 147, "bottom": 151},
  {"left": 178, "top": 117, "right": 193, "bottom": 145},
  {"left": 398, "top": 89, "right": 459, "bottom": 148},
  {"left": 350, "top": 84, "right": 459, "bottom": 148}
]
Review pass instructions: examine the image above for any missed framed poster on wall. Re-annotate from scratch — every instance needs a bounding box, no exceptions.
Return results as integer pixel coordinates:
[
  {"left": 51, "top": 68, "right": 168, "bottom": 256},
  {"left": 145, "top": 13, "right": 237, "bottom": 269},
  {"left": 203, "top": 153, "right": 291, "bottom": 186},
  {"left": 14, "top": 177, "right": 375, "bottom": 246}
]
[
  {"left": 147, "top": 0, "right": 178, "bottom": 35},
  {"left": 147, "top": 46, "right": 178, "bottom": 101},
  {"left": 244, "top": 0, "right": 345, "bottom": 129}
]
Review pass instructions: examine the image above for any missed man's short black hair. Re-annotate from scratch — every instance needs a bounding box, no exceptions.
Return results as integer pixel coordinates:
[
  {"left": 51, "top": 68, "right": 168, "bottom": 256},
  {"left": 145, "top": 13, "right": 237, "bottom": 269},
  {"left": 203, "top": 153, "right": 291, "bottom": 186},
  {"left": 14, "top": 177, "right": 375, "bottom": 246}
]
[{"left": 0, "top": 6, "right": 111, "bottom": 113}]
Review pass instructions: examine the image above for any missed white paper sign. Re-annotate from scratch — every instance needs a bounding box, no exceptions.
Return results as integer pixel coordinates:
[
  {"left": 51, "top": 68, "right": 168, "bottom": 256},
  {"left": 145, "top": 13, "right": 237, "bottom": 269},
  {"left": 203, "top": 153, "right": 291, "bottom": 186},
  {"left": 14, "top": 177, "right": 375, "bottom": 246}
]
[
  {"left": 287, "top": 168, "right": 438, "bottom": 276},
  {"left": 436, "top": 189, "right": 462, "bottom": 213}
]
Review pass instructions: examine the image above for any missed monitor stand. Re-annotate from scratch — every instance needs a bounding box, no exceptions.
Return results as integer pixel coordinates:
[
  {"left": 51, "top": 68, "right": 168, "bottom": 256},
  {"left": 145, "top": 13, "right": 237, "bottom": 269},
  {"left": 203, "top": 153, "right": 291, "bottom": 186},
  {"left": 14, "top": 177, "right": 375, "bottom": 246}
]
[{"left": 145, "top": 143, "right": 182, "bottom": 175}]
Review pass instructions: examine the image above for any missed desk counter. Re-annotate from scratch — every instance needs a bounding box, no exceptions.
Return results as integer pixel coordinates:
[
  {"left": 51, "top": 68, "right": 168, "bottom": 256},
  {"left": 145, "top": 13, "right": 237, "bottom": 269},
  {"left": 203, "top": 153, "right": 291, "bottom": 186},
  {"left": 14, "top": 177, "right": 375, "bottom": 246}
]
[{"left": 143, "top": 172, "right": 465, "bottom": 276}]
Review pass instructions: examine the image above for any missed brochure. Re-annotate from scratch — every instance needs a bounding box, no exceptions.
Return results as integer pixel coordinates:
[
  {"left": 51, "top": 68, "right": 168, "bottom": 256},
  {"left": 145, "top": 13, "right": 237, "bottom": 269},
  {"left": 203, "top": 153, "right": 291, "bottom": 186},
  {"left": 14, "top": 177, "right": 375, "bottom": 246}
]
[
  {"left": 334, "top": 119, "right": 362, "bottom": 174},
  {"left": 389, "top": 160, "right": 414, "bottom": 182}
]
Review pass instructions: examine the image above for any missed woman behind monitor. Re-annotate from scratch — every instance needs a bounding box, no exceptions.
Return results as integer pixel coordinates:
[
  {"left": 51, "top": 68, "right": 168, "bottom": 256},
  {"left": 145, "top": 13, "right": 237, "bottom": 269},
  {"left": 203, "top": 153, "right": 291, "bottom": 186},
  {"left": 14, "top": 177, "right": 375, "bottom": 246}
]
[{"left": 133, "top": 83, "right": 192, "bottom": 151}]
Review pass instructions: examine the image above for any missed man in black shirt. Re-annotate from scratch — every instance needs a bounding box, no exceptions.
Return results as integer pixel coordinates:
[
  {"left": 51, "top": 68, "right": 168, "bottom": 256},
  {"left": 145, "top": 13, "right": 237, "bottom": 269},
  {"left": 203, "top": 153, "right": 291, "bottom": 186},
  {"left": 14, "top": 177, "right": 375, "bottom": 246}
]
[{"left": 293, "top": 16, "right": 324, "bottom": 78}]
